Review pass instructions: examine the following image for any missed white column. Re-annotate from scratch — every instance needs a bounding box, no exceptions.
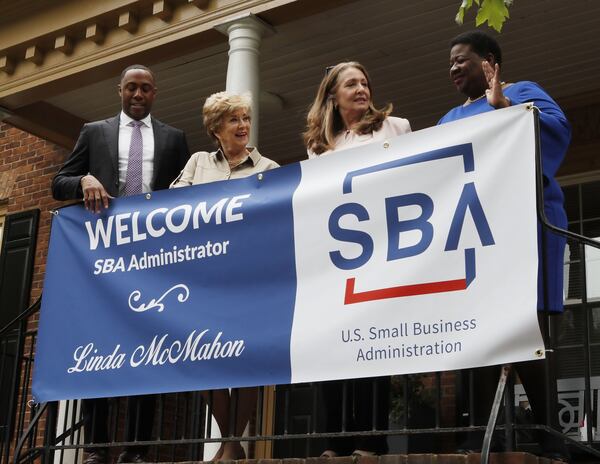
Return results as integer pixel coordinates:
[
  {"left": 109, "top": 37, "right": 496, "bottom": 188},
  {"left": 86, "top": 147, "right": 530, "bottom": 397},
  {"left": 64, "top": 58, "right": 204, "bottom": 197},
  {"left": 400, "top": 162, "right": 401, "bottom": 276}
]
[
  {"left": 217, "top": 14, "right": 273, "bottom": 146},
  {"left": 54, "top": 400, "right": 83, "bottom": 464}
]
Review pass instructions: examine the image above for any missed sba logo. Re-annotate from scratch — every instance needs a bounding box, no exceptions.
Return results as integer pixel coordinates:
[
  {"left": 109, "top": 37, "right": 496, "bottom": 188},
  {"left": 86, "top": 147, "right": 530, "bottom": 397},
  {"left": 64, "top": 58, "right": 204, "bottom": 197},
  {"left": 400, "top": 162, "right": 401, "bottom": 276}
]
[{"left": 328, "top": 144, "right": 495, "bottom": 304}]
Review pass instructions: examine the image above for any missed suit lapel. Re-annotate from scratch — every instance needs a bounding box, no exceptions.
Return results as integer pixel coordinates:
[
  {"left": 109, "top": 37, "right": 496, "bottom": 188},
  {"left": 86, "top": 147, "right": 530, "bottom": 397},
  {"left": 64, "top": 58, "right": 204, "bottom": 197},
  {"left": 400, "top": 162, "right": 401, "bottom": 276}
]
[
  {"left": 151, "top": 117, "right": 165, "bottom": 188},
  {"left": 104, "top": 115, "right": 120, "bottom": 189}
]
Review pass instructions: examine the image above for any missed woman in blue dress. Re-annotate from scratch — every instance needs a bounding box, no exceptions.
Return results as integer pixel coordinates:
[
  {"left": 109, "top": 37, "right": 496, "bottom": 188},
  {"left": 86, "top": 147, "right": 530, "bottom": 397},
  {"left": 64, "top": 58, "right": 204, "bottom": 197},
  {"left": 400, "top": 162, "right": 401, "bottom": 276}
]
[{"left": 438, "top": 31, "right": 570, "bottom": 461}]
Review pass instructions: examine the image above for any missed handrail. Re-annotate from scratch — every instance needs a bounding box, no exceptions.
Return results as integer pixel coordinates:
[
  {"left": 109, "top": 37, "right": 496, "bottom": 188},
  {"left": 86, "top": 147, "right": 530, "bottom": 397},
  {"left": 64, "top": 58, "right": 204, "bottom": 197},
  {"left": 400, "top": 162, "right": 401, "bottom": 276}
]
[
  {"left": 1, "top": 296, "right": 41, "bottom": 464},
  {"left": 479, "top": 106, "right": 600, "bottom": 463},
  {"left": 533, "top": 106, "right": 600, "bottom": 250},
  {"left": 0, "top": 296, "right": 41, "bottom": 337},
  {"left": 12, "top": 402, "right": 47, "bottom": 464}
]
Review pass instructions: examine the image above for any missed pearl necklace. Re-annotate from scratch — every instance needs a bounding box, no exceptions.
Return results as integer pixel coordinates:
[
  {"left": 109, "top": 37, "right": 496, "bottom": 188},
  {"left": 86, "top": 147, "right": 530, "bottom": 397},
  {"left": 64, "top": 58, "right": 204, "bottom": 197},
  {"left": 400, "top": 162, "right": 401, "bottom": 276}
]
[
  {"left": 466, "top": 94, "right": 486, "bottom": 105},
  {"left": 464, "top": 82, "right": 506, "bottom": 106}
]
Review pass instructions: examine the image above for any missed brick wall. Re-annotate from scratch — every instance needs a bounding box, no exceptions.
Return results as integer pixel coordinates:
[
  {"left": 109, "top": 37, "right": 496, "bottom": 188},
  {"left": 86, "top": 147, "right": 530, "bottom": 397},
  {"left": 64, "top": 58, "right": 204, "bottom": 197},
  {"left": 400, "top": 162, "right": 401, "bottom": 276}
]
[
  {"left": 0, "top": 122, "right": 69, "bottom": 311},
  {"left": 0, "top": 122, "right": 69, "bottom": 462}
]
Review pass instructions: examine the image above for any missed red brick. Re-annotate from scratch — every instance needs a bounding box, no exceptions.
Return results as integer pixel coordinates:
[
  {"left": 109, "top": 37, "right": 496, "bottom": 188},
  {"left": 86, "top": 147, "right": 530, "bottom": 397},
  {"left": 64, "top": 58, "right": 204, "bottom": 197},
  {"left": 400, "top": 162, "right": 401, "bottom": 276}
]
[
  {"left": 304, "top": 457, "right": 354, "bottom": 464},
  {"left": 467, "top": 453, "right": 541, "bottom": 464},
  {"left": 32, "top": 159, "right": 54, "bottom": 169},
  {"left": 352, "top": 455, "right": 379, "bottom": 464},
  {"left": 13, "top": 145, "right": 30, "bottom": 155},
  {"left": 436, "top": 455, "right": 467, "bottom": 464},
  {"left": 31, "top": 190, "right": 49, "bottom": 200},
  {"left": 379, "top": 455, "right": 407, "bottom": 464},
  {"left": 43, "top": 165, "right": 59, "bottom": 175},
  {"left": 407, "top": 455, "right": 436, "bottom": 464}
]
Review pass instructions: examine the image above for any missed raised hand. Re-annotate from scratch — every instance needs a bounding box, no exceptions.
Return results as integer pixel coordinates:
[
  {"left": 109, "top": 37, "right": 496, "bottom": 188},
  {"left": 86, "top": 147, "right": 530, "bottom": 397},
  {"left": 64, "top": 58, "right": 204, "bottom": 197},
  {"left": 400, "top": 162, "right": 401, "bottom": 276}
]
[{"left": 482, "top": 61, "right": 511, "bottom": 109}]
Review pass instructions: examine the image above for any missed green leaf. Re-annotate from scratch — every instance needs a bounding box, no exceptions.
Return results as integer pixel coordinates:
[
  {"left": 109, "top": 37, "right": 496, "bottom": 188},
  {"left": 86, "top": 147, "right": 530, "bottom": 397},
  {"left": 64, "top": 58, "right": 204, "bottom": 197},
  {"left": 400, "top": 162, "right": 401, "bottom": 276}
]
[
  {"left": 475, "top": 0, "right": 510, "bottom": 32},
  {"left": 455, "top": 0, "right": 487, "bottom": 27},
  {"left": 455, "top": 0, "right": 475, "bottom": 26}
]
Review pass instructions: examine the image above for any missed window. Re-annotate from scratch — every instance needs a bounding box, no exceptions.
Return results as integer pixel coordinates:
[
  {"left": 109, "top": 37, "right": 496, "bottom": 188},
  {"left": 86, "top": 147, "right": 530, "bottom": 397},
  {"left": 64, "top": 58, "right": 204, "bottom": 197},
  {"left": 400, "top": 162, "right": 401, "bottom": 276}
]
[
  {"left": 563, "top": 180, "right": 600, "bottom": 303},
  {"left": 552, "top": 180, "right": 600, "bottom": 438}
]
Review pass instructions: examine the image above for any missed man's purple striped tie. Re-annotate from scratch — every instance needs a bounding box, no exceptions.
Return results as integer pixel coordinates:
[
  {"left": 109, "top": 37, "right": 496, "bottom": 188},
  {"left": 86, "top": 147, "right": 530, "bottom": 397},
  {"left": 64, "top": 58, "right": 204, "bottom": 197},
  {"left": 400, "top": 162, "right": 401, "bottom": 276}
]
[{"left": 124, "top": 120, "right": 144, "bottom": 196}]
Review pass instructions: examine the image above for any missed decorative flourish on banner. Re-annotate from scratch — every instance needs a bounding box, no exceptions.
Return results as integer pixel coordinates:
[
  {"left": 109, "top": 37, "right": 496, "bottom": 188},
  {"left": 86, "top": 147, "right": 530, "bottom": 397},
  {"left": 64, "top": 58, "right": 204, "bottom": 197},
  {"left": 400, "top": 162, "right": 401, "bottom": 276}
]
[{"left": 129, "top": 284, "right": 190, "bottom": 313}]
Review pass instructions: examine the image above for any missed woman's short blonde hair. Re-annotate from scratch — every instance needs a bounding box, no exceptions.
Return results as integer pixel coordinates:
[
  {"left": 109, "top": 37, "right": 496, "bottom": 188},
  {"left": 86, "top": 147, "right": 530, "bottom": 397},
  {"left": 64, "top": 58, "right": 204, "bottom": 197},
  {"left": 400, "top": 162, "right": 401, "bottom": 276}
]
[{"left": 203, "top": 91, "right": 252, "bottom": 146}]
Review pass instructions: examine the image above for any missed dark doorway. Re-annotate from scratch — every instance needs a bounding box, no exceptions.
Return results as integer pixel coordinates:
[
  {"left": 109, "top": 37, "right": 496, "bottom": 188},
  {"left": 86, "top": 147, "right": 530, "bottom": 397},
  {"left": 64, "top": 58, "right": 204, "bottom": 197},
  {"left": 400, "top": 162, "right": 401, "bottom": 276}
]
[{"left": 0, "top": 209, "right": 39, "bottom": 464}]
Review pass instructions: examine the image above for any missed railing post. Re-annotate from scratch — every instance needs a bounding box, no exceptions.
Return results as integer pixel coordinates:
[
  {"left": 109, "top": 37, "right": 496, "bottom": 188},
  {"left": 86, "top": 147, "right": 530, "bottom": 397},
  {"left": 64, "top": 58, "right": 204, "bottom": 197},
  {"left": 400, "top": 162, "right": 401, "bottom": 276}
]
[
  {"left": 3, "top": 319, "right": 27, "bottom": 464},
  {"left": 468, "top": 369, "right": 475, "bottom": 428},
  {"left": 42, "top": 402, "right": 57, "bottom": 464},
  {"left": 481, "top": 364, "right": 511, "bottom": 464},
  {"left": 503, "top": 367, "right": 515, "bottom": 451},
  {"left": 435, "top": 372, "right": 441, "bottom": 429},
  {"left": 579, "top": 241, "right": 594, "bottom": 444}
]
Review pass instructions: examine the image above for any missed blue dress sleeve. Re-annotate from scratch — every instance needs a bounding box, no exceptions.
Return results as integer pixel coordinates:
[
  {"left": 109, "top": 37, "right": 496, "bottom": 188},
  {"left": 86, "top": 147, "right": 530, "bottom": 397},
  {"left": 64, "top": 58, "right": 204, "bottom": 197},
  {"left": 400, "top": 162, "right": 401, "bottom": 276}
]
[{"left": 510, "top": 81, "right": 571, "bottom": 181}]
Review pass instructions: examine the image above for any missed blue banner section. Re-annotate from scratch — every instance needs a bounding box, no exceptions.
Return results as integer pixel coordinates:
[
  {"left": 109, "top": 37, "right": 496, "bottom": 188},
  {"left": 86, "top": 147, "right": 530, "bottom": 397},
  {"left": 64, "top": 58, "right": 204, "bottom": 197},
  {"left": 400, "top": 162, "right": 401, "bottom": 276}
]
[{"left": 33, "top": 163, "right": 301, "bottom": 402}]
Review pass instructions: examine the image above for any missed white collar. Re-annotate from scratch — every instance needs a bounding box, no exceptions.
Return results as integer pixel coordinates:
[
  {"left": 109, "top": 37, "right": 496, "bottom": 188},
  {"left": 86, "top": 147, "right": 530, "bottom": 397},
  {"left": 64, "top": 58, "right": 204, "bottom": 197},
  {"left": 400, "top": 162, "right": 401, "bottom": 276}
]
[{"left": 120, "top": 110, "right": 152, "bottom": 127}]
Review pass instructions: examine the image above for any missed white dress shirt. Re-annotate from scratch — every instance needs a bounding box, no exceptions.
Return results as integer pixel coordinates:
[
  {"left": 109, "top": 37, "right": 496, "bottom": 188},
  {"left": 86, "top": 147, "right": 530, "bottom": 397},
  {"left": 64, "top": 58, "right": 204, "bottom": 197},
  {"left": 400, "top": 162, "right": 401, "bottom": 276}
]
[{"left": 118, "top": 111, "right": 155, "bottom": 194}]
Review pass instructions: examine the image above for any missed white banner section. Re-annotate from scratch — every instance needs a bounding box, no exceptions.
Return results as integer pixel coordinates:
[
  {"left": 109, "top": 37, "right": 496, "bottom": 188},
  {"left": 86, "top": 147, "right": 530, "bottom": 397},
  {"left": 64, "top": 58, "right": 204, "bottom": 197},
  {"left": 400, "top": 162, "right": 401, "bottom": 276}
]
[{"left": 291, "top": 104, "right": 544, "bottom": 383}]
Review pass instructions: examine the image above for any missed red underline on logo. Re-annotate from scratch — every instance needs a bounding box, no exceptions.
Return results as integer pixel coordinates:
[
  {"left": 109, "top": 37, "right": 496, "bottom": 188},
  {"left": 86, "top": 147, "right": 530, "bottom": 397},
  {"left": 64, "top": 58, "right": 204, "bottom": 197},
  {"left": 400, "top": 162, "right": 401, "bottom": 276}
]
[{"left": 344, "top": 277, "right": 467, "bottom": 305}]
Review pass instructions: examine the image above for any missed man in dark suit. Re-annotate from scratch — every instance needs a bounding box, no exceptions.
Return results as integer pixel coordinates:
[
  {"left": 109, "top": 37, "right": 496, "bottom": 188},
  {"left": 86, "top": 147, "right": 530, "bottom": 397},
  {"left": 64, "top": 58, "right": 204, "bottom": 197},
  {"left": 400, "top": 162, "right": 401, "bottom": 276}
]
[
  {"left": 52, "top": 64, "right": 190, "bottom": 464},
  {"left": 52, "top": 64, "right": 189, "bottom": 211}
]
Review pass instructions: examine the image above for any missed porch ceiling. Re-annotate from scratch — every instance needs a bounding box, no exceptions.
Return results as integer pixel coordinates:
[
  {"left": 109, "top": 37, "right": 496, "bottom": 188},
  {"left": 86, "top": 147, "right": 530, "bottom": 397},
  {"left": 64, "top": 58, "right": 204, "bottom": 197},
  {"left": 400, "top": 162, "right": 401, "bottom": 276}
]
[
  {"left": 26, "top": 0, "right": 600, "bottom": 163},
  {"left": 0, "top": 0, "right": 58, "bottom": 27}
]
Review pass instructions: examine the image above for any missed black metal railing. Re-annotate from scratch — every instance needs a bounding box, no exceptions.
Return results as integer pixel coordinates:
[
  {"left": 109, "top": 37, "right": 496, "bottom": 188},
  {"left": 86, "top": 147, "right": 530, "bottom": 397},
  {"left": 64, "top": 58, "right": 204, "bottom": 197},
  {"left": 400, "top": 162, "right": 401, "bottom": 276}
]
[
  {"left": 0, "top": 298, "right": 40, "bottom": 464},
  {"left": 4, "top": 302, "right": 599, "bottom": 461},
  {"left": 10, "top": 364, "right": 600, "bottom": 464},
  {"left": 6, "top": 107, "right": 600, "bottom": 463}
]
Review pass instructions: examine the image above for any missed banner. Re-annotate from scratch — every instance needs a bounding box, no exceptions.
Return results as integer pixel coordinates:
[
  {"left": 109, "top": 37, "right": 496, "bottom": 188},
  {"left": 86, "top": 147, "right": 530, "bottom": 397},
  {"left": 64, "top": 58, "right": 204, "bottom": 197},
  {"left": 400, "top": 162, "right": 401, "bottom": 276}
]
[{"left": 33, "top": 104, "right": 545, "bottom": 402}]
